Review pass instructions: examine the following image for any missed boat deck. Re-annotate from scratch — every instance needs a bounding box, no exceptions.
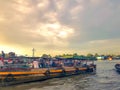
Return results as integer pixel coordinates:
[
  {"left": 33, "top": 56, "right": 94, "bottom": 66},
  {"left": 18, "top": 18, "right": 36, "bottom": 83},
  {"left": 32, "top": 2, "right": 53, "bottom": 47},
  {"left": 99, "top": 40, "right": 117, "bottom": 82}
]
[{"left": 0, "top": 64, "right": 96, "bottom": 86}]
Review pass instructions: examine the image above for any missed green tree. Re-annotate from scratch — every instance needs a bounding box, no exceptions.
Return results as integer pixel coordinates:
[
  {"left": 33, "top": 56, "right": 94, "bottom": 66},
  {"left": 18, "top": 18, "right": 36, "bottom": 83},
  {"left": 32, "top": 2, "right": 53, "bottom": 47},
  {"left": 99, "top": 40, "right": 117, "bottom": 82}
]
[
  {"left": 87, "top": 53, "right": 93, "bottom": 57},
  {"left": 41, "top": 54, "right": 51, "bottom": 59},
  {"left": 73, "top": 53, "right": 78, "bottom": 56},
  {"left": 94, "top": 53, "right": 99, "bottom": 57}
]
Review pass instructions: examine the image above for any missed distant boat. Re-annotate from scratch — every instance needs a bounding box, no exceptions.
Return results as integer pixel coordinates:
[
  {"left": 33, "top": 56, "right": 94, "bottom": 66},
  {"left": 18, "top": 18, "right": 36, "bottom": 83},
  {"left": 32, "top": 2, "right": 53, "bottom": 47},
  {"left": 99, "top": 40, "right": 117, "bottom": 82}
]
[{"left": 115, "top": 63, "right": 120, "bottom": 73}]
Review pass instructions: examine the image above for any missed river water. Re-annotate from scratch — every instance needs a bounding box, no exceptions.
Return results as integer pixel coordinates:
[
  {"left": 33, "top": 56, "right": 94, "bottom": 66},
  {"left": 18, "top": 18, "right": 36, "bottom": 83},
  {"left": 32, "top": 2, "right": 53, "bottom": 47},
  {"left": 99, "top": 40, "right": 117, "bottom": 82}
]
[{"left": 0, "top": 60, "right": 120, "bottom": 90}]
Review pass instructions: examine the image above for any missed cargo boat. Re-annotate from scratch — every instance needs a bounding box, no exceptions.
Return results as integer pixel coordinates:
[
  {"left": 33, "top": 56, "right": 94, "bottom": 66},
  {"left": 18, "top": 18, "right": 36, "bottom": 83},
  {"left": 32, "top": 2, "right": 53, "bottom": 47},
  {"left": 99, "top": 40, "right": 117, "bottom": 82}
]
[{"left": 0, "top": 61, "right": 96, "bottom": 86}]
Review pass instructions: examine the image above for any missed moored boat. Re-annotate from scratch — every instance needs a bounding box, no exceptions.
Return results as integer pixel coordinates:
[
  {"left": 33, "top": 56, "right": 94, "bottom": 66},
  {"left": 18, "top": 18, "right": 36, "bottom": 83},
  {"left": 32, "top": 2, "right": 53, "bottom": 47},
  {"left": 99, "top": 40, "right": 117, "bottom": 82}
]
[{"left": 0, "top": 60, "right": 96, "bottom": 86}]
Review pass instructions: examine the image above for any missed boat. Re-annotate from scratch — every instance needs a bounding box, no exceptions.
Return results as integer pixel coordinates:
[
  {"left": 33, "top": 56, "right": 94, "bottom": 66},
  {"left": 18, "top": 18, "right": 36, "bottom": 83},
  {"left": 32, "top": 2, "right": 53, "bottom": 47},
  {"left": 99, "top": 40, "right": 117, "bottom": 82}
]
[
  {"left": 115, "top": 63, "right": 120, "bottom": 73},
  {"left": 0, "top": 60, "right": 96, "bottom": 86}
]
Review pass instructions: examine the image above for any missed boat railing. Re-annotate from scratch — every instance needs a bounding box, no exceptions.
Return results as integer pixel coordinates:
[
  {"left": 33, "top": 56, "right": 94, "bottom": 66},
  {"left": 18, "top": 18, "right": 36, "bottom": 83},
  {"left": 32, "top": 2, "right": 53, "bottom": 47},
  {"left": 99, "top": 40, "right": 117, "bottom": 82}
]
[
  {"left": 0, "top": 64, "right": 31, "bottom": 72},
  {"left": 0, "top": 60, "right": 96, "bottom": 72}
]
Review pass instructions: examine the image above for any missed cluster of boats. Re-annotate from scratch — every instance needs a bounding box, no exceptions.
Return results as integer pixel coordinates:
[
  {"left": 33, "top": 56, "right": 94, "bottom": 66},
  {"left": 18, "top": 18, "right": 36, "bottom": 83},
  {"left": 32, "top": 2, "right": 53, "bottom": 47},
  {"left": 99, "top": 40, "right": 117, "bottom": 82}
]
[
  {"left": 0, "top": 60, "right": 96, "bottom": 86},
  {"left": 1, "top": 58, "right": 120, "bottom": 87}
]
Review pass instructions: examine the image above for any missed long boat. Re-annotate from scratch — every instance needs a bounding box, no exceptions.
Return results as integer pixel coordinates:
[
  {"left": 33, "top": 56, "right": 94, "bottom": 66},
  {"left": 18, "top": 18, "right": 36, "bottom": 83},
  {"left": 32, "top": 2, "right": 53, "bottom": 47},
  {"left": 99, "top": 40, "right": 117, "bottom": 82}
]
[{"left": 0, "top": 61, "right": 96, "bottom": 86}]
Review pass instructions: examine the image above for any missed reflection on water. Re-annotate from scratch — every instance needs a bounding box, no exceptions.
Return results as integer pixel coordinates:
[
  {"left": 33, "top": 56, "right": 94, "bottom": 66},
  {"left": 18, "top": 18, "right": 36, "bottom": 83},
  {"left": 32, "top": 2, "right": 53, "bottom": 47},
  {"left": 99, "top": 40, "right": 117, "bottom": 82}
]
[{"left": 0, "top": 60, "right": 120, "bottom": 90}]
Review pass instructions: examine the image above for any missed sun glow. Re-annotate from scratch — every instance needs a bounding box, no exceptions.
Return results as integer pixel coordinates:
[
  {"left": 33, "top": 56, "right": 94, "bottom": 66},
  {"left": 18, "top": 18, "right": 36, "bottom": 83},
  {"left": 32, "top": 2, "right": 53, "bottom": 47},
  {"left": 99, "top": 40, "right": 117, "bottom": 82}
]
[
  {"left": 58, "top": 31, "right": 68, "bottom": 38},
  {"left": 35, "top": 22, "right": 74, "bottom": 39},
  {"left": 47, "top": 23, "right": 60, "bottom": 29}
]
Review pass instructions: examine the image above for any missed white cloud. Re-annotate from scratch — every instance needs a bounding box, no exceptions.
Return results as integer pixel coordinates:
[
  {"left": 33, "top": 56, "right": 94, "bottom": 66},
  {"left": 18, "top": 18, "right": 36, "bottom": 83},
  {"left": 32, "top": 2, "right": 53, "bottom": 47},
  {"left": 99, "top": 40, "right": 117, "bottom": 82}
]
[
  {"left": 33, "top": 22, "right": 75, "bottom": 48},
  {"left": 37, "top": 0, "right": 49, "bottom": 10}
]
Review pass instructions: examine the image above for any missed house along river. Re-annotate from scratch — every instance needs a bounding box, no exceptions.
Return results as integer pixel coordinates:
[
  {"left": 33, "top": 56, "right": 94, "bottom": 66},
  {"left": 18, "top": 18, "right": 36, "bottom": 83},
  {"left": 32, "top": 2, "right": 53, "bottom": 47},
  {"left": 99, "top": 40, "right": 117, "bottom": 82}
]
[{"left": 0, "top": 60, "right": 120, "bottom": 90}]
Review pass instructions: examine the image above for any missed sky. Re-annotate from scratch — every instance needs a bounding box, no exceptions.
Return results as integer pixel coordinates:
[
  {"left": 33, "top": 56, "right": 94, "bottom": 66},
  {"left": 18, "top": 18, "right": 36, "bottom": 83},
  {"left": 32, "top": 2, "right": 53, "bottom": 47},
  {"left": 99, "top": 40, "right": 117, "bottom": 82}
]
[{"left": 0, "top": 0, "right": 120, "bottom": 56}]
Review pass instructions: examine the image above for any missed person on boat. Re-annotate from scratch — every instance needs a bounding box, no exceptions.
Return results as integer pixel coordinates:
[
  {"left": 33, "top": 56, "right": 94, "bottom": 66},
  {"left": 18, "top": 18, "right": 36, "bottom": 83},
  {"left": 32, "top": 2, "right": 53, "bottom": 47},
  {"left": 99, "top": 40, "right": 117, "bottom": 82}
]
[
  {"left": 49, "top": 60, "right": 53, "bottom": 67},
  {"left": 52, "top": 61, "right": 57, "bottom": 67},
  {"left": 33, "top": 60, "right": 39, "bottom": 68},
  {"left": 0, "top": 57, "right": 4, "bottom": 68},
  {"left": 28, "top": 62, "right": 33, "bottom": 68},
  {"left": 1, "top": 51, "right": 5, "bottom": 59}
]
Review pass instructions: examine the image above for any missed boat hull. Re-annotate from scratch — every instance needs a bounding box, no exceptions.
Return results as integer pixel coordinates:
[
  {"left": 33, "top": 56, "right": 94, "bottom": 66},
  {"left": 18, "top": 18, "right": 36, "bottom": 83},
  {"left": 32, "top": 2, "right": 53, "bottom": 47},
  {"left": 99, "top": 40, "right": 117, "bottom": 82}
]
[{"left": 0, "top": 65, "right": 96, "bottom": 86}]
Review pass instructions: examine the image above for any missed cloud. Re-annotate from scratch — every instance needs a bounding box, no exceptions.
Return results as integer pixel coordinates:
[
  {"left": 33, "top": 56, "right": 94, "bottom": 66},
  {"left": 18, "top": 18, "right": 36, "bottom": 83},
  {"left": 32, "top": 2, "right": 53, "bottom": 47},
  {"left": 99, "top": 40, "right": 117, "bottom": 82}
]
[
  {"left": 0, "top": 0, "right": 120, "bottom": 55},
  {"left": 0, "top": 0, "right": 75, "bottom": 49},
  {"left": 32, "top": 22, "right": 75, "bottom": 48}
]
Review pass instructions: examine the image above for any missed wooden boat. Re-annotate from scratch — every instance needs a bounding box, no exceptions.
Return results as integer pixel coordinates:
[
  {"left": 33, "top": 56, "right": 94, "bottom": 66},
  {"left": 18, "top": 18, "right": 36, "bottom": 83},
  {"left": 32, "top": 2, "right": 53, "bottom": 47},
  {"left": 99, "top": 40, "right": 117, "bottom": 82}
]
[{"left": 0, "top": 62, "right": 96, "bottom": 86}]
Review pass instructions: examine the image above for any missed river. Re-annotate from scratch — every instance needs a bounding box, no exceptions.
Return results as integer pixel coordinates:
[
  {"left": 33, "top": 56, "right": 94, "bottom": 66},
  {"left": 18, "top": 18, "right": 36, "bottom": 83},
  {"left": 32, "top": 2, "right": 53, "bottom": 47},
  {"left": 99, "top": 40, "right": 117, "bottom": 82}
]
[{"left": 0, "top": 60, "right": 120, "bottom": 90}]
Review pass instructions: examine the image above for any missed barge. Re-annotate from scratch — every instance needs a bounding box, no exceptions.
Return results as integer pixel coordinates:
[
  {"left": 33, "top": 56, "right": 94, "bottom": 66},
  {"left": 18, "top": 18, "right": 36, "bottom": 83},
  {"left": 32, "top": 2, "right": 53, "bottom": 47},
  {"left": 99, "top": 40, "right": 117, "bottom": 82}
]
[{"left": 0, "top": 61, "right": 96, "bottom": 86}]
